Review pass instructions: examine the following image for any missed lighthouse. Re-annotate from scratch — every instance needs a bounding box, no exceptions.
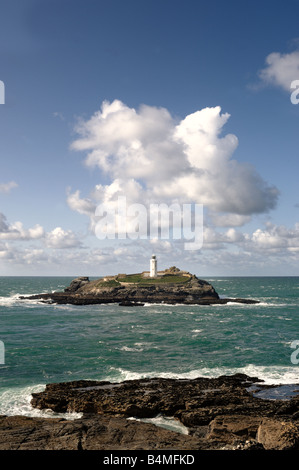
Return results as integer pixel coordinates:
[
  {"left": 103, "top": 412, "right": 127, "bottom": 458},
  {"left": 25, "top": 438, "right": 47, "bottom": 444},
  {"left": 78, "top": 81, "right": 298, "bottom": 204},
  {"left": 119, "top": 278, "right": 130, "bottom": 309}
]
[{"left": 150, "top": 254, "right": 157, "bottom": 277}]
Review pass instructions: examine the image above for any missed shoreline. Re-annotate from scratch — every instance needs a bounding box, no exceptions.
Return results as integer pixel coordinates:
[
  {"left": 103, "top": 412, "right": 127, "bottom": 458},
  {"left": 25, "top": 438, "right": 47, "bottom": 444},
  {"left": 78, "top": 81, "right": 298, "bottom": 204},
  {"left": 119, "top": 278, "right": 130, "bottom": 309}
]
[
  {"left": 20, "top": 291, "right": 260, "bottom": 306},
  {"left": 0, "top": 373, "right": 298, "bottom": 450}
]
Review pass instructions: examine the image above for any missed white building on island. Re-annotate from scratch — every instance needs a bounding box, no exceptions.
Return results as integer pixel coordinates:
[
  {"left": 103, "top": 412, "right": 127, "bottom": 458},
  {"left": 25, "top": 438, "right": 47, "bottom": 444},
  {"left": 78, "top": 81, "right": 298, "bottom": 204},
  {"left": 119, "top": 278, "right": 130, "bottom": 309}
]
[{"left": 150, "top": 254, "right": 157, "bottom": 277}]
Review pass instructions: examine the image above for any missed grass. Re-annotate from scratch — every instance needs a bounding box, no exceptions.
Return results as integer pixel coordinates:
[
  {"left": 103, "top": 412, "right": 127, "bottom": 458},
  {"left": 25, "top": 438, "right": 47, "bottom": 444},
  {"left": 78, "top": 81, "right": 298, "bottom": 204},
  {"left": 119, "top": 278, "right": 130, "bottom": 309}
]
[{"left": 116, "top": 273, "right": 190, "bottom": 285}]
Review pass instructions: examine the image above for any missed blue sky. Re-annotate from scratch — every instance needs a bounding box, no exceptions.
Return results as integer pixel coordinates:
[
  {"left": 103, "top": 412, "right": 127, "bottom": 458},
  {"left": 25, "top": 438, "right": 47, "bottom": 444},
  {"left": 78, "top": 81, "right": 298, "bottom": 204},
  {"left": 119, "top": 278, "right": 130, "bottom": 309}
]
[{"left": 1, "top": 0, "right": 299, "bottom": 276}]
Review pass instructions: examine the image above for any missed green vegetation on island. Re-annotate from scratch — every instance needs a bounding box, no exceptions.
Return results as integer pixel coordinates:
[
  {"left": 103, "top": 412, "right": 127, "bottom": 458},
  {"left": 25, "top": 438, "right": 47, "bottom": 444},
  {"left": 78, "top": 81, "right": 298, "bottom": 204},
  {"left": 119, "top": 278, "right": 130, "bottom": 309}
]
[{"left": 116, "top": 273, "right": 191, "bottom": 285}]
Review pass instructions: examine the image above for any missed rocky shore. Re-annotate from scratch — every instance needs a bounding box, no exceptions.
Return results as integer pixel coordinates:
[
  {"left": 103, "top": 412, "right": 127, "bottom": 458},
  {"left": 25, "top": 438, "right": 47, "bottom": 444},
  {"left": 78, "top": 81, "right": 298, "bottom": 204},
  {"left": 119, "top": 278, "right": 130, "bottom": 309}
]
[
  {"left": 20, "top": 269, "right": 259, "bottom": 306},
  {"left": 1, "top": 374, "right": 299, "bottom": 450}
]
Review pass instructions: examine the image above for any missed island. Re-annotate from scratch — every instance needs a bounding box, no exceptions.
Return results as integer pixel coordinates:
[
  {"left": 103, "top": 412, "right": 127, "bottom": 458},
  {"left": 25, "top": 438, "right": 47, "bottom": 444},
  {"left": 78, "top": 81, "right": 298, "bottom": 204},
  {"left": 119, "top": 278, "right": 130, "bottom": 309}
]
[{"left": 20, "top": 262, "right": 259, "bottom": 306}]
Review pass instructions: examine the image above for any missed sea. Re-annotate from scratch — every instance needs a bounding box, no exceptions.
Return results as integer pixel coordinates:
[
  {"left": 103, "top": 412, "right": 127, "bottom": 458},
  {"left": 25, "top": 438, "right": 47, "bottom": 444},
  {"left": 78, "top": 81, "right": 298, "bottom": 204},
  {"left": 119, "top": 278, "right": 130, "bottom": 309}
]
[{"left": 0, "top": 276, "right": 299, "bottom": 424}]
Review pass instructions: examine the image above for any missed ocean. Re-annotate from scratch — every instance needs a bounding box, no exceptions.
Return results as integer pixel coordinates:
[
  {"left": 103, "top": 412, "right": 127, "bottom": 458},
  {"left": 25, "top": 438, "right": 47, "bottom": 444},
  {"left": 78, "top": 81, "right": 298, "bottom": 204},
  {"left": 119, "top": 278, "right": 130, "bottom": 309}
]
[{"left": 0, "top": 276, "right": 299, "bottom": 420}]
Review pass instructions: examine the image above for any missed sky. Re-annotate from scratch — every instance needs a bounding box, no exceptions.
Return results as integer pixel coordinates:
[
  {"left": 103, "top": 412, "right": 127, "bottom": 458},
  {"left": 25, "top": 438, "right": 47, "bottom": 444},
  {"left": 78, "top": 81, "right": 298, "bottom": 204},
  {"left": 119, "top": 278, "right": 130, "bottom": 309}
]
[{"left": 1, "top": 0, "right": 299, "bottom": 276}]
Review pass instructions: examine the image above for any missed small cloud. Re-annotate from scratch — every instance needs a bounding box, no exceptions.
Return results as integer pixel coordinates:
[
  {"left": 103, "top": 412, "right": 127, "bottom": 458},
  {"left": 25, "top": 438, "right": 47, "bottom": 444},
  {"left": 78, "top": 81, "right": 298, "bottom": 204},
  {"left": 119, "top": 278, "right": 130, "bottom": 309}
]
[
  {"left": 258, "top": 50, "right": 299, "bottom": 92},
  {"left": 0, "top": 181, "right": 18, "bottom": 194},
  {"left": 66, "top": 188, "right": 96, "bottom": 216},
  {"left": 53, "top": 111, "right": 65, "bottom": 121},
  {"left": 45, "top": 227, "right": 84, "bottom": 249}
]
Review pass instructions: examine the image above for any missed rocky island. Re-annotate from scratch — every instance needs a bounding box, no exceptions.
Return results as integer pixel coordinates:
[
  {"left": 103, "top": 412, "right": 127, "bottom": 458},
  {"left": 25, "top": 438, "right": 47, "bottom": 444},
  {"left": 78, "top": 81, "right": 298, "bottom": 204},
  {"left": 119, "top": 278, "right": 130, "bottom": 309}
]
[{"left": 20, "top": 264, "right": 259, "bottom": 306}]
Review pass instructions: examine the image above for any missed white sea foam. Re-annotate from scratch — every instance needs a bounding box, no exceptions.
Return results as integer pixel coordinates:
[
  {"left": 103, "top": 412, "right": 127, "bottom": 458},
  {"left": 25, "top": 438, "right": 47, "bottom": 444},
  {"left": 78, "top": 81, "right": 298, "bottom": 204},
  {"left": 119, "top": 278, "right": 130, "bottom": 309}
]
[
  {"left": 0, "top": 294, "right": 48, "bottom": 308},
  {"left": 0, "top": 294, "right": 23, "bottom": 307},
  {"left": 109, "top": 365, "right": 299, "bottom": 385},
  {"left": 128, "top": 414, "right": 189, "bottom": 435},
  {"left": 0, "top": 384, "right": 82, "bottom": 420},
  {"left": 142, "top": 303, "right": 183, "bottom": 307},
  {"left": 120, "top": 346, "right": 144, "bottom": 352},
  {"left": 119, "top": 342, "right": 158, "bottom": 352}
]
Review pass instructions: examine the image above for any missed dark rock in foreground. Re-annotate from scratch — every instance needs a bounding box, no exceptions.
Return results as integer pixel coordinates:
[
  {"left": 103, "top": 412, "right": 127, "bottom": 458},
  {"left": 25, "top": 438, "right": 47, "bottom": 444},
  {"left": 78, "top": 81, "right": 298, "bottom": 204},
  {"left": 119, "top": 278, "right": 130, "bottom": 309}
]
[
  {"left": 30, "top": 373, "right": 263, "bottom": 419},
  {"left": 0, "top": 414, "right": 203, "bottom": 451},
  {"left": 1, "top": 374, "right": 299, "bottom": 450},
  {"left": 1, "top": 374, "right": 290, "bottom": 450}
]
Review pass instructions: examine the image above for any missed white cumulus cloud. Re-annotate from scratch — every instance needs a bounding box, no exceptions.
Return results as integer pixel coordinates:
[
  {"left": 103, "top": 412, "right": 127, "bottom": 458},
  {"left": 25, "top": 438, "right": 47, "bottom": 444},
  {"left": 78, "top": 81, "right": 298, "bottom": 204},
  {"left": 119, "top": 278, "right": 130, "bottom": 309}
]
[
  {"left": 69, "top": 99, "right": 279, "bottom": 225},
  {"left": 0, "top": 213, "right": 44, "bottom": 240},
  {"left": 45, "top": 227, "right": 84, "bottom": 249}
]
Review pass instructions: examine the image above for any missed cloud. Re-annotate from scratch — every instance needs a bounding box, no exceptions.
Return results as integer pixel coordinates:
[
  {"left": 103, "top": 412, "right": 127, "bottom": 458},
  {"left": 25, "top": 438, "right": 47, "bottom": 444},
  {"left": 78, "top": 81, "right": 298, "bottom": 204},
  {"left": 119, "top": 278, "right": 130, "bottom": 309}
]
[
  {"left": 209, "top": 213, "right": 251, "bottom": 227},
  {"left": 201, "top": 221, "right": 299, "bottom": 255},
  {"left": 258, "top": 50, "right": 299, "bottom": 91},
  {"left": 71, "top": 99, "right": 186, "bottom": 184},
  {"left": 0, "top": 181, "right": 18, "bottom": 193},
  {"left": 53, "top": 111, "right": 65, "bottom": 121},
  {"left": 0, "top": 213, "right": 44, "bottom": 240},
  {"left": 250, "top": 222, "right": 299, "bottom": 252},
  {"left": 45, "top": 227, "right": 84, "bottom": 249},
  {"left": 69, "top": 99, "right": 279, "bottom": 226},
  {"left": 66, "top": 189, "right": 96, "bottom": 217},
  {"left": 0, "top": 213, "right": 83, "bottom": 249},
  {"left": 0, "top": 242, "right": 48, "bottom": 265},
  {"left": 200, "top": 225, "right": 246, "bottom": 250},
  {"left": 0, "top": 242, "right": 15, "bottom": 260}
]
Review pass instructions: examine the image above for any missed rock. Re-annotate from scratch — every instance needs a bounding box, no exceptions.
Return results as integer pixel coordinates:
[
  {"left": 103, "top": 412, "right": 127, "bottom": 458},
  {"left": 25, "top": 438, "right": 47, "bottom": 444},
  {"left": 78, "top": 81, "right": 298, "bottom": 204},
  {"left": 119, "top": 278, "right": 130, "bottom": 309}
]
[
  {"left": 0, "top": 414, "right": 203, "bottom": 450},
  {"left": 21, "top": 279, "right": 259, "bottom": 306},
  {"left": 64, "top": 277, "right": 90, "bottom": 293},
  {"left": 0, "top": 415, "right": 84, "bottom": 450},
  {"left": 257, "top": 418, "right": 299, "bottom": 450},
  {"left": 31, "top": 374, "right": 263, "bottom": 418},
  {"left": 207, "top": 415, "right": 261, "bottom": 443},
  {"left": 119, "top": 301, "right": 145, "bottom": 306},
  {"left": 1, "top": 374, "right": 299, "bottom": 450}
]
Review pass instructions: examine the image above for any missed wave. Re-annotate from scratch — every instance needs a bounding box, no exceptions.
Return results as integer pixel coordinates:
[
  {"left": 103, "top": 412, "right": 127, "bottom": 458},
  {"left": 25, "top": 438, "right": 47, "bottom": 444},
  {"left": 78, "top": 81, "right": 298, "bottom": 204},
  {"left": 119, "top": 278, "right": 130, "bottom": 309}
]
[
  {"left": 0, "top": 294, "right": 48, "bottom": 308},
  {"left": 119, "top": 342, "right": 159, "bottom": 352},
  {"left": 108, "top": 365, "right": 299, "bottom": 386},
  {"left": 0, "top": 384, "right": 82, "bottom": 420},
  {"left": 119, "top": 346, "right": 144, "bottom": 352},
  {"left": 216, "top": 300, "right": 293, "bottom": 308},
  {"left": 142, "top": 303, "right": 184, "bottom": 307}
]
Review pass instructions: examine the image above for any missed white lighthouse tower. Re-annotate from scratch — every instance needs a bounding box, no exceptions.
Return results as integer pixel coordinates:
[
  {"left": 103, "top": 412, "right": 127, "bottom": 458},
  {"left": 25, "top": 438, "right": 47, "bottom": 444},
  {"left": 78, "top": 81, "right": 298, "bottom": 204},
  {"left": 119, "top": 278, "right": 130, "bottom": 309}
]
[{"left": 150, "top": 254, "right": 157, "bottom": 277}]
